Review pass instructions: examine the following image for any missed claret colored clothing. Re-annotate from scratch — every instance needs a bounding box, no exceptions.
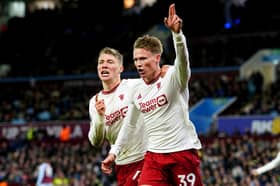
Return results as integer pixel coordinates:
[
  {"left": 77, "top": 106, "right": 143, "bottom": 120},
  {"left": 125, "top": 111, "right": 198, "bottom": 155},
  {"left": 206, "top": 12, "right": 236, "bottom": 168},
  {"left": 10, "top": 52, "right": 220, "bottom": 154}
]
[{"left": 36, "top": 162, "right": 53, "bottom": 186}]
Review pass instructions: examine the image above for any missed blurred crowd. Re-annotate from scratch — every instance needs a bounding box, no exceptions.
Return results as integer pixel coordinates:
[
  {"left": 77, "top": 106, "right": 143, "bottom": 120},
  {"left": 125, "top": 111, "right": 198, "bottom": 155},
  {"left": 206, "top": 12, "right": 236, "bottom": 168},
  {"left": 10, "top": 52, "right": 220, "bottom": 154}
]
[
  {"left": 1, "top": 72, "right": 280, "bottom": 185},
  {"left": 0, "top": 83, "right": 92, "bottom": 124},
  {"left": 1, "top": 1, "right": 280, "bottom": 185},
  {"left": 1, "top": 131, "right": 280, "bottom": 186},
  {"left": 201, "top": 133, "right": 280, "bottom": 186},
  {"left": 0, "top": 134, "right": 115, "bottom": 186},
  {"left": 1, "top": 70, "right": 280, "bottom": 124}
]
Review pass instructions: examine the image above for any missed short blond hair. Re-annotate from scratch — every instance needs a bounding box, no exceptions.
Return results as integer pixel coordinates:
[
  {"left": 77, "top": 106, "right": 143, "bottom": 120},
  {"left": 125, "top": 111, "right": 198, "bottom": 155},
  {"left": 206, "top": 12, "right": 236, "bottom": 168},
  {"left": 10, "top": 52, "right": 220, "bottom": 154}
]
[
  {"left": 133, "top": 35, "right": 163, "bottom": 55},
  {"left": 98, "top": 47, "right": 123, "bottom": 65}
]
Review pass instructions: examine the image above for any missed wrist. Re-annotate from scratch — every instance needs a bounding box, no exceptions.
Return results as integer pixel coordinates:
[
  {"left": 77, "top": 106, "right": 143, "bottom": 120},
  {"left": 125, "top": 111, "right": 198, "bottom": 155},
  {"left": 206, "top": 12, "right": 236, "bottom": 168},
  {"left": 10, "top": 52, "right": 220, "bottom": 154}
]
[{"left": 109, "top": 145, "right": 120, "bottom": 157}]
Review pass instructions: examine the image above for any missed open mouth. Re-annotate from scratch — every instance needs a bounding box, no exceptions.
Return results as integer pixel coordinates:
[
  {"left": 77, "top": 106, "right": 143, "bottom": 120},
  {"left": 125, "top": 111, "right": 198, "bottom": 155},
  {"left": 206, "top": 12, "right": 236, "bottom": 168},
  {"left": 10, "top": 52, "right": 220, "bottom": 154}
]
[
  {"left": 101, "top": 70, "right": 109, "bottom": 77},
  {"left": 137, "top": 69, "right": 144, "bottom": 76}
]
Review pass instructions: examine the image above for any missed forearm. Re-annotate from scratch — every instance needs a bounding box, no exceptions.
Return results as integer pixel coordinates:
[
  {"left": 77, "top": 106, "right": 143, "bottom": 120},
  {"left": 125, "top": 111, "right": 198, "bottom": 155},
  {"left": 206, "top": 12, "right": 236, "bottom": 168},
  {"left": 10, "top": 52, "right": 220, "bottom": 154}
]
[
  {"left": 88, "top": 114, "right": 105, "bottom": 146},
  {"left": 109, "top": 103, "right": 139, "bottom": 156},
  {"left": 256, "top": 152, "right": 280, "bottom": 175},
  {"left": 172, "top": 30, "right": 190, "bottom": 88}
]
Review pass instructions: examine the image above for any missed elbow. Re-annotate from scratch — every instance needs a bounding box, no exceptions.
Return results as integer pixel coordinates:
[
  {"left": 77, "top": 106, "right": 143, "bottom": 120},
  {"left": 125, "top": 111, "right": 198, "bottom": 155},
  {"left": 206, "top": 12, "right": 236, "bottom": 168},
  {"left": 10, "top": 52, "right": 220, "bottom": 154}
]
[{"left": 88, "top": 137, "right": 103, "bottom": 147}]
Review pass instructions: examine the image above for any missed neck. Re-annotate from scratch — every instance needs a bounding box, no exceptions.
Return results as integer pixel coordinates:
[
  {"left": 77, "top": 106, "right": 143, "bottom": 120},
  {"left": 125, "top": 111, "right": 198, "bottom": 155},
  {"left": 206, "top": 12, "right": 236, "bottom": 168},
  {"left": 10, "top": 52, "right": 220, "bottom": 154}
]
[
  {"left": 102, "top": 78, "right": 121, "bottom": 91},
  {"left": 144, "top": 68, "right": 161, "bottom": 84}
]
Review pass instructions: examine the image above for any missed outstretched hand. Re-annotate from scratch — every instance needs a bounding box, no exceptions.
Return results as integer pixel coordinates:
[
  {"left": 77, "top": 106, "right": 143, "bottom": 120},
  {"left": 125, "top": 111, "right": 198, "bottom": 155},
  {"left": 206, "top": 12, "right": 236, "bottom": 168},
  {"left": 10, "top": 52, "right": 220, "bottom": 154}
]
[
  {"left": 164, "top": 3, "right": 182, "bottom": 33},
  {"left": 101, "top": 153, "right": 116, "bottom": 175},
  {"left": 250, "top": 169, "right": 258, "bottom": 176}
]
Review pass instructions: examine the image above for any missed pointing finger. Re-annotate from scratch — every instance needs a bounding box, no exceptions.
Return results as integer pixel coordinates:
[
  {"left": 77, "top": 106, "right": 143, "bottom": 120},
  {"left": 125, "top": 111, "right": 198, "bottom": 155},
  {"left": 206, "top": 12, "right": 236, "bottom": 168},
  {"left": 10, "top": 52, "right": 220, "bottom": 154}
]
[{"left": 169, "top": 3, "right": 175, "bottom": 18}]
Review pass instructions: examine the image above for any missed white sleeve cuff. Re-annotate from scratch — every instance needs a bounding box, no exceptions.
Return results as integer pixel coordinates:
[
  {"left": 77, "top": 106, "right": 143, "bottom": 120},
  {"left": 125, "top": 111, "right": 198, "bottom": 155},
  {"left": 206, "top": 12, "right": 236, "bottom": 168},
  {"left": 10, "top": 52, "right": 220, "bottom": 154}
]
[
  {"left": 109, "top": 144, "right": 121, "bottom": 156},
  {"left": 172, "top": 30, "right": 184, "bottom": 42}
]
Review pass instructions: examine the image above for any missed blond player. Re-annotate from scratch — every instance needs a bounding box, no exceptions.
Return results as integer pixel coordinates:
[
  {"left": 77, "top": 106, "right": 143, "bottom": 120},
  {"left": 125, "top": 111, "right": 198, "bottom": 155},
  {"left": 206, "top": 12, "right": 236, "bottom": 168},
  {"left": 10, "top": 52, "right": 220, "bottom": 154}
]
[
  {"left": 102, "top": 4, "right": 203, "bottom": 186},
  {"left": 88, "top": 47, "right": 147, "bottom": 186}
]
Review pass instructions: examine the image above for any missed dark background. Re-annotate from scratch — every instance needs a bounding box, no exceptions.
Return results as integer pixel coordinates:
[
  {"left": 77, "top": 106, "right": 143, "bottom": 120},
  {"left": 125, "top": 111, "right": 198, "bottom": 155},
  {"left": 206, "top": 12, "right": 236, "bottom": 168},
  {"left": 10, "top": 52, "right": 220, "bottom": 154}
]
[{"left": 0, "top": 0, "right": 279, "bottom": 77}]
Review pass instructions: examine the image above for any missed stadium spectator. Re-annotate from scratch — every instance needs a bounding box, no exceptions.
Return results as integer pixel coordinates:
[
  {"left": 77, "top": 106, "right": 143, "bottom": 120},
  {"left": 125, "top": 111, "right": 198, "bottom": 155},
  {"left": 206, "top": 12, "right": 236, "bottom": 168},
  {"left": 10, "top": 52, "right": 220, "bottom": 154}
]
[
  {"left": 59, "top": 125, "right": 71, "bottom": 142},
  {"left": 103, "top": 4, "right": 203, "bottom": 185},
  {"left": 2, "top": 132, "right": 280, "bottom": 185},
  {"left": 88, "top": 47, "right": 147, "bottom": 185},
  {"left": 53, "top": 168, "right": 70, "bottom": 186},
  {"left": 35, "top": 152, "right": 54, "bottom": 186}
]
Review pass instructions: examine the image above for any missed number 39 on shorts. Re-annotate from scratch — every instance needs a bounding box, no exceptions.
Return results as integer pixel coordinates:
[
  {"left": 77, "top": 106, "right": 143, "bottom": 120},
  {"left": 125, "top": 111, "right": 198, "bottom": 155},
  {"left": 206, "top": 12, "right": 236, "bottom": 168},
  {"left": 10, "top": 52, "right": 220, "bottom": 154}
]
[{"left": 178, "top": 173, "right": 196, "bottom": 186}]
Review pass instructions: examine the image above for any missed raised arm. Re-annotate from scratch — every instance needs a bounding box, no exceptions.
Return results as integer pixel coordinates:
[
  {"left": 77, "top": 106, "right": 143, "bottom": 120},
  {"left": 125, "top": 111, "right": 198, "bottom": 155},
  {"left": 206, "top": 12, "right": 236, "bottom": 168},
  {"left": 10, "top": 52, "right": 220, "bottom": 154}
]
[
  {"left": 88, "top": 94, "right": 106, "bottom": 147},
  {"left": 164, "top": 4, "right": 190, "bottom": 90}
]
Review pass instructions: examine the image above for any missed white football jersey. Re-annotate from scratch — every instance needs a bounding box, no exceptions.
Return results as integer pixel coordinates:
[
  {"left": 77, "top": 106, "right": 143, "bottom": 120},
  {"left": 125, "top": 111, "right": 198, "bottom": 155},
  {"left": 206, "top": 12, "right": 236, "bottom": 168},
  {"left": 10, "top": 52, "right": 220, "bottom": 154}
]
[
  {"left": 110, "top": 31, "right": 202, "bottom": 155},
  {"left": 88, "top": 79, "right": 147, "bottom": 165},
  {"left": 133, "top": 65, "right": 201, "bottom": 153}
]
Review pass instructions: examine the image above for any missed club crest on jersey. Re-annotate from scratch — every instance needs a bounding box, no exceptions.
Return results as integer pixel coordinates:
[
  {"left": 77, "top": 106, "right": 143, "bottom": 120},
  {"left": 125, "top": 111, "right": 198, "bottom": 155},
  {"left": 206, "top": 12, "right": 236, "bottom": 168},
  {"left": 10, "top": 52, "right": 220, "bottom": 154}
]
[
  {"left": 119, "top": 94, "right": 124, "bottom": 100},
  {"left": 156, "top": 82, "right": 161, "bottom": 90},
  {"left": 137, "top": 94, "right": 142, "bottom": 99}
]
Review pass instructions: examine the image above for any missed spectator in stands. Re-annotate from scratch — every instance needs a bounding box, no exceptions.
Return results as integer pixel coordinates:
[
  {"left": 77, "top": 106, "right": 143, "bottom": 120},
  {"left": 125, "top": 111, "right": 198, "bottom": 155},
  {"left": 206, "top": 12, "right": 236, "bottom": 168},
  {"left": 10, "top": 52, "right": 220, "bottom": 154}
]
[
  {"left": 59, "top": 125, "right": 71, "bottom": 142},
  {"left": 53, "top": 168, "right": 70, "bottom": 186},
  {"left": 35, "top": 152, "right": 54, "bottom": 186}
]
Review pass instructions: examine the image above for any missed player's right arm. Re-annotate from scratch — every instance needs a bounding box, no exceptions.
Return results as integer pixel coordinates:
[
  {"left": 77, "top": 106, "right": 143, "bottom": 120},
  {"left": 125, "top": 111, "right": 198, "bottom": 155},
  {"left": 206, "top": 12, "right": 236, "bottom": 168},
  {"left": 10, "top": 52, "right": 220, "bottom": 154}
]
[
  {"left": 102, "top": 102, "right": 141, "bottom": 174},
  {"left": 88, "top": 94, "right": 106, "bottom": 147},
  {"left": 251, "top": 151, "right": 280, "bottom": 176}
]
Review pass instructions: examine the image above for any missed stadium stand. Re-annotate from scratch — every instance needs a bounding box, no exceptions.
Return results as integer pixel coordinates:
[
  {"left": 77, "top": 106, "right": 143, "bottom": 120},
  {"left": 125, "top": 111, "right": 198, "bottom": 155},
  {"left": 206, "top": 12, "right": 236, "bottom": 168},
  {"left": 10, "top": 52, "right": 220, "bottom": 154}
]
[{"left": 1, "top": 0, "right": 280, "bottom": 185}]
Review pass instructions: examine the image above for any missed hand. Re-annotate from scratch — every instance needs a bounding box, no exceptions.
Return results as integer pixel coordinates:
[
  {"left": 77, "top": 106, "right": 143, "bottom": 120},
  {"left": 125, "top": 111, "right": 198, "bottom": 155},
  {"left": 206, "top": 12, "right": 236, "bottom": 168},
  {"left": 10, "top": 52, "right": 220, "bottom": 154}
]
[
  {"left": 164, "top": 3, "right": 182, "bottom": 33},
  {"left": 101, "top": 153, "right": 116, "bottom": 175},
  {"left": 95, "top": 94, "right": 105, "bottom": 115},
  {"left": 160, "top": 65, "right": 170, "bottom": 77},
  {"left": 250, "top": 169, "right": 259, "bottom": 176}
]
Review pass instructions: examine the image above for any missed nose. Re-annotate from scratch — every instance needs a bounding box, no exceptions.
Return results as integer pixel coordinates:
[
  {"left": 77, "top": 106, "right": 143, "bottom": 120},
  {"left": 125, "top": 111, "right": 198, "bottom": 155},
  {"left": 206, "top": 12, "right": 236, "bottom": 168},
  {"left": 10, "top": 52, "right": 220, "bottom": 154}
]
[
  {"left": 134, "top": 60, "right": 142, "bottom": 68},
  {"left": 99, "top": 63, "right": 108, "bottom": 69}
]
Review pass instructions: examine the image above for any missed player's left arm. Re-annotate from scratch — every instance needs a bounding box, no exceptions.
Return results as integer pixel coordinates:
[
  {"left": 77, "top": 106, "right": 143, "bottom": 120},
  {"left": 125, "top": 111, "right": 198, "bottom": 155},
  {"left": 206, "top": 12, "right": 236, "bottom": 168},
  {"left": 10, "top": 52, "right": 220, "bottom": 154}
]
[
  {"left": 164, "top": 4, "right": 190, "bottom": 90},
  {"left": 109, "top": 102, "right": 140, "bottom": 156}
]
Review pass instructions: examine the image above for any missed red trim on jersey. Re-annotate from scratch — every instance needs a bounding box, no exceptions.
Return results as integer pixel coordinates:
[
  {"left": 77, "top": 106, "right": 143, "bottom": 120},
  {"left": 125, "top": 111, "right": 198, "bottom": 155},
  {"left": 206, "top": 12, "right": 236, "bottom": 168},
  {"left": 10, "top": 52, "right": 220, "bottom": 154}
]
[
  {"left": 102, "top": 82, "right": 121, "bottom": 94},
  {"left": 145, "top": 71, "right": 161, "bottom": 85}
]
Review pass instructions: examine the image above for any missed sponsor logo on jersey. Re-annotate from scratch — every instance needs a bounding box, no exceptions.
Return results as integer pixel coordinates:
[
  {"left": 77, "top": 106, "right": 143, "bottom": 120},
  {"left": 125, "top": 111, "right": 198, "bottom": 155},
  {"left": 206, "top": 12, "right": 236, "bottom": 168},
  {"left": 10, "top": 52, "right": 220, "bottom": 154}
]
[
  {"left": 137, "top": 94, "right": 142, "bottom": 99},
  {"left": 105, "top": 106, "right": 128, "bottom": 126},
  {"left": 139, "top": 94, "right": 168, "bottom": 113}
]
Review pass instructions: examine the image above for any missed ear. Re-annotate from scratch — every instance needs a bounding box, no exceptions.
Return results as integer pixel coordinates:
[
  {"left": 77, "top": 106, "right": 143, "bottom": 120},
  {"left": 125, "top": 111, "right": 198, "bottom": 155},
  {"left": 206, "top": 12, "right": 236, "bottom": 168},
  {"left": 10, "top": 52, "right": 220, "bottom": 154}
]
[
  {"left": 155, "top": 54, "right": 161, "bottom": 66},
  {"left": 156, "top": 54, "right": 161, "bottom": 62},
  {"left": 120, "top": 65, "right": 124, "bottom": 73}
]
